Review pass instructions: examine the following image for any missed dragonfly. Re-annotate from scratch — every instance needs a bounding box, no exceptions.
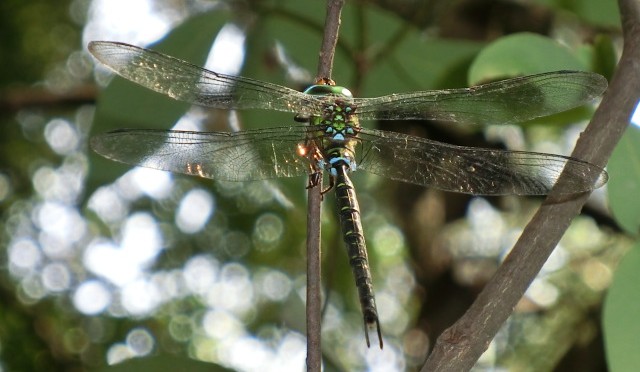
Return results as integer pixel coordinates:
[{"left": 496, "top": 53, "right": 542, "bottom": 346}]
[{"left": 88, "top": 41, "right": 608, "bottom": 349}]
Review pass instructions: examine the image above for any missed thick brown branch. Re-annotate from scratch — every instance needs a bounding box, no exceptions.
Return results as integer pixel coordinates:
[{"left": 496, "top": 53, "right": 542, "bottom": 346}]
[{"left": 422, "top": 0, "right": 638, "bottom": 370}]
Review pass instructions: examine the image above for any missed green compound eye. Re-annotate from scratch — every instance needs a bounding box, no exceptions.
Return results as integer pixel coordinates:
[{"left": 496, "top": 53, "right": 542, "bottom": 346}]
[{"left": 303, "top": 85, "right": 353, "bottom": 98}]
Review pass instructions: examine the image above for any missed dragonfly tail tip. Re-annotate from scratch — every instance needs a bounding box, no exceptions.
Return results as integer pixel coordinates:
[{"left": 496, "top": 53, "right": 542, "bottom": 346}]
[
  {"left": 363, "top": 319, "right": 371, "bottom": 348},
  {"left": 376, "top": 318, "right": 383, "bottom": 349},
  {"left": 363, "top": 317, "right": 383, "bottom": 349}
]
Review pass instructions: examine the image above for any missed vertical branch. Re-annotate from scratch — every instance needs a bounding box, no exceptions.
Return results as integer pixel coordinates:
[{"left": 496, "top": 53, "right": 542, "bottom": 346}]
[
  {"left": 422, "top": 0, "right": 639, "bottom": 370},
  {"left": 317, "top": 0, "right": 345, "bottom": 79},
  {"left": 306, "top": 1, "right": 345, "bottom": 371}
]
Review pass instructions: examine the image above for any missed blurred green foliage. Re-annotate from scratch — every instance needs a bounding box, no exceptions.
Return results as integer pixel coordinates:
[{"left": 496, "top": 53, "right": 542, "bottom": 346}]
[{"left": 0, "top": 0, "right": 80, "bottom": 86}]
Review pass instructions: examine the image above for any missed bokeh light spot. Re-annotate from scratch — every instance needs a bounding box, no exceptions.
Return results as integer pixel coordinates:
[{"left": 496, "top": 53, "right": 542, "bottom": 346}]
[
  {"left": 183, "top": 255, "right": 219, "bottom": 294},
  {"left": 126, "top": 328, "right": 155, "bottom": 356},
  {"left": 44, "top": 118, "right": 79, "bottom": 155},
  {"left": 373, "top": 225, "right": 404, "bottom": 257},
  {"left": 131, "top": 168, "right": 173, "bottom": 199},
  {"left": 169, "top": 314, "right": 193, "bottom": 342},
  {"left": 73, "top": 280, "right": 111, "bottom": 315},
  {"left": 202, "top": 310, "right": 243, "bottom": 340},
  {"left": 41, "top": 262, "right": 72, "bottom": 292},
  {"left": 106, "top": 343, "right": 133, "bottom": 365},
  {"left": 88, "top": 185, "right": 128, "bottom": 223},
  {"left": 255, "top": 269, "right": 292, "bottom": 302},
  {"left": 206, "top": 263, "right": 253, "bottom": 313},
  {"left": 121, "top": 279, "right": 161, "bottom": 315},
  {"left": 8, "top": 238, "right": 42, "bottom": 273},
  {"left": 253, "top": 213, "right": 284, "bottom": 251},
  {"left": 525, "top": 278, "right": 559, "bottom": 307},
  {"left": 176, "top": 188, "right": 214, "bottom": 233}
]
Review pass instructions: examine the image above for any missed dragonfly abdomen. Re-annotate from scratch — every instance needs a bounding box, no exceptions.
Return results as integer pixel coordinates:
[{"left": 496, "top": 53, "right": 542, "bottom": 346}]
[{"left": 333, "top": 163, "right": 383, "bottom": 349}]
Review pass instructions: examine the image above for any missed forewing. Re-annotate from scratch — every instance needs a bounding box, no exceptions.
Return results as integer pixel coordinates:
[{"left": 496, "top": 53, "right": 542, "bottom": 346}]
[
  {"left": 354, "top": 71, "right": 607, "bottom": 125},
  {"left": 88, "top": 41, "right": 324, "bottom": 116}
]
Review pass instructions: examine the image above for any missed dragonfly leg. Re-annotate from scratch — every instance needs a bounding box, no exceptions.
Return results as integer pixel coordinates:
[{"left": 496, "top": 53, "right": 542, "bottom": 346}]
[
  {"left": 306, "top": 172, "right": 322, "bottom": 189},
  {"left": 321, "top": 173, "right": 335, "bottom": 195},
  {"left": 314, "top": 77, "right": 335, "bottom": 86},
  {"left": 306, "top": 172, "right": 332, "bottom": 200}
]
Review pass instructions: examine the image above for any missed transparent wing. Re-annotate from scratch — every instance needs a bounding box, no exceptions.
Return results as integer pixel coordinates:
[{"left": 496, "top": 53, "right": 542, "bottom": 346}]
[
  {"left": 354, "top": 71, "right": 607, "bottom": 125},
  {"left": 88, "top": 41, "right": 325, "bottom": 116},
  {"left": 355, "top": 128, "right": 607, "bottom": 195},
  {"left": 90, "top": 126, "right": 315, "bottom": 181}
]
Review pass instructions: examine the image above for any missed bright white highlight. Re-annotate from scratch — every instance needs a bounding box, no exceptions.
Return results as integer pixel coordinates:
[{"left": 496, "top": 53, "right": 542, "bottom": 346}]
[
  {"left": 131, "top": 168, "right": 173, "bottom": 199},
  {"left": 83, "top": 0, "right": 180, "bottom": 46},
  {"left": 631, "top": 99, "right": 640, "bottom": 128},
  {"left": 84, "top": 213, "right": 163, "bottom": 287},
  {"left": 44, "top": 119, "right": 80, "bottom": 155},
  {"left": 74, "top": 280, "right": 112, "bottom": 315},
  {"left": 206, "top": 23, "right": 245, "bottom": 75},
  {"left": 176, "top": 189, "right": 215, "bottom": 233}
]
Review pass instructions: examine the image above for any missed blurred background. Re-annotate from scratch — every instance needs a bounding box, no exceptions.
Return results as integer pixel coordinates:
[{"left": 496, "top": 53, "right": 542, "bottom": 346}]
[{"left": 0, "top": 0, "right": 636, "bottom": 371}]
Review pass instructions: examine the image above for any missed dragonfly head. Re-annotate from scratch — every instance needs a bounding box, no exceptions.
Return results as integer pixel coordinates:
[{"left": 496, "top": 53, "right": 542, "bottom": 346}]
[{"left": 303, "top": 85, "right": 353, "bottom": 98}]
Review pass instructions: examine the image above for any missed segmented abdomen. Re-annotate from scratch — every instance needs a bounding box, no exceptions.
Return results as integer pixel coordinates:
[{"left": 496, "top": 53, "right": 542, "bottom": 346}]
[{"left": 333, "top": 164, "right": 379, "bottom": 327}]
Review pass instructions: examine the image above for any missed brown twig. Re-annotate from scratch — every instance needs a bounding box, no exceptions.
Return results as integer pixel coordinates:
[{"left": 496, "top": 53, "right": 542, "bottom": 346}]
[
  {"left": 0, "top": 85, "right": 97, "bottom": 112},
  {"left": 317, "top": 0, "right": 345, "bottom": 80},
  {"left": 306, "top": 1, "right": 345, "bottom": 371},
  {"left": 422, "top": 0, "right": 637, "bottom": 370}
]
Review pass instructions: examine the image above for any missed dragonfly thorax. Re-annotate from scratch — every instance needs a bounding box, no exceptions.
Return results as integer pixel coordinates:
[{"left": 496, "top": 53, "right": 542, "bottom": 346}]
[
  {"left": 302, "top": 84, "right": 358, "bottom": 139},
  {"left": 312, "top": 99, "right": 360, "bottom": 176},
  {"left": 317, "top": 100, "right": 358, "bottom": 138}
]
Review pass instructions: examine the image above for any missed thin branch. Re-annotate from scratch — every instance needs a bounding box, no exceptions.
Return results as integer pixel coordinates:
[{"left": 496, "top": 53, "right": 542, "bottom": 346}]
[
  {"left": 317, "top": 0, "right": 345, "bottom": 80},
  {"left": 306, "top": 184, "right": 323, "bottom": 372},
  {"left": 422, "top": 0, "right": 638, "bottom": 370},
  {"left": 0, "top": 85, "right": 97, "bottom": 111},
  {"left": 306, "top": 1, "right": 345, "bottom": 371}
]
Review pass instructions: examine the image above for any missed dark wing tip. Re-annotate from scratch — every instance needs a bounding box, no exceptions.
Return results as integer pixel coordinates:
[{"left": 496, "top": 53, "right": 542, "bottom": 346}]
[
  {"left": 89, "top": 132, "right": 115, "bottom": 159},
  {"left": 88, "top": 41, "right": 141, "bottom": 62},
  {"left": 89, "top": 129, "right": 136, "bottom": 159},
  {"left": 580, "top": 71, "right": 609, "bottom": 98},
  {"left": 87, "top": 40, "right": 113, "bottom": 56},
  {"left": 594, "top": 167, "right": 609, "bottom": 189}
]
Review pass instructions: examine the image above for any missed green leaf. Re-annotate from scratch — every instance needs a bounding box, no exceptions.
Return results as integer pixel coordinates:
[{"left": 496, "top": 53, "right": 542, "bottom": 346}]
[
  {"left": 98, "top": 355, "right": 234, "bottom": 372},
  {"left": 352, "top": 7, "right": 482, "bottom": 95},
  {"left": 533, "top": 0, "right": 620, "bottom": 28},
  {"left": 363, "top": 37, "right": 482, "bottom": 96},
  {"left": 604, "top": 242, "right": 640, "bottom": 371},
  {"left": 592, "top": 34, "right": 618, "bottom": 79},
  {"left": 572, "top": 0, "right": 620, "bottom": 28},
  {"left": 468, "top": 32, "right": 587, "bottom": 85},
  {"left": 608, "top": 125, "right": 640, "bottom": 236}
]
